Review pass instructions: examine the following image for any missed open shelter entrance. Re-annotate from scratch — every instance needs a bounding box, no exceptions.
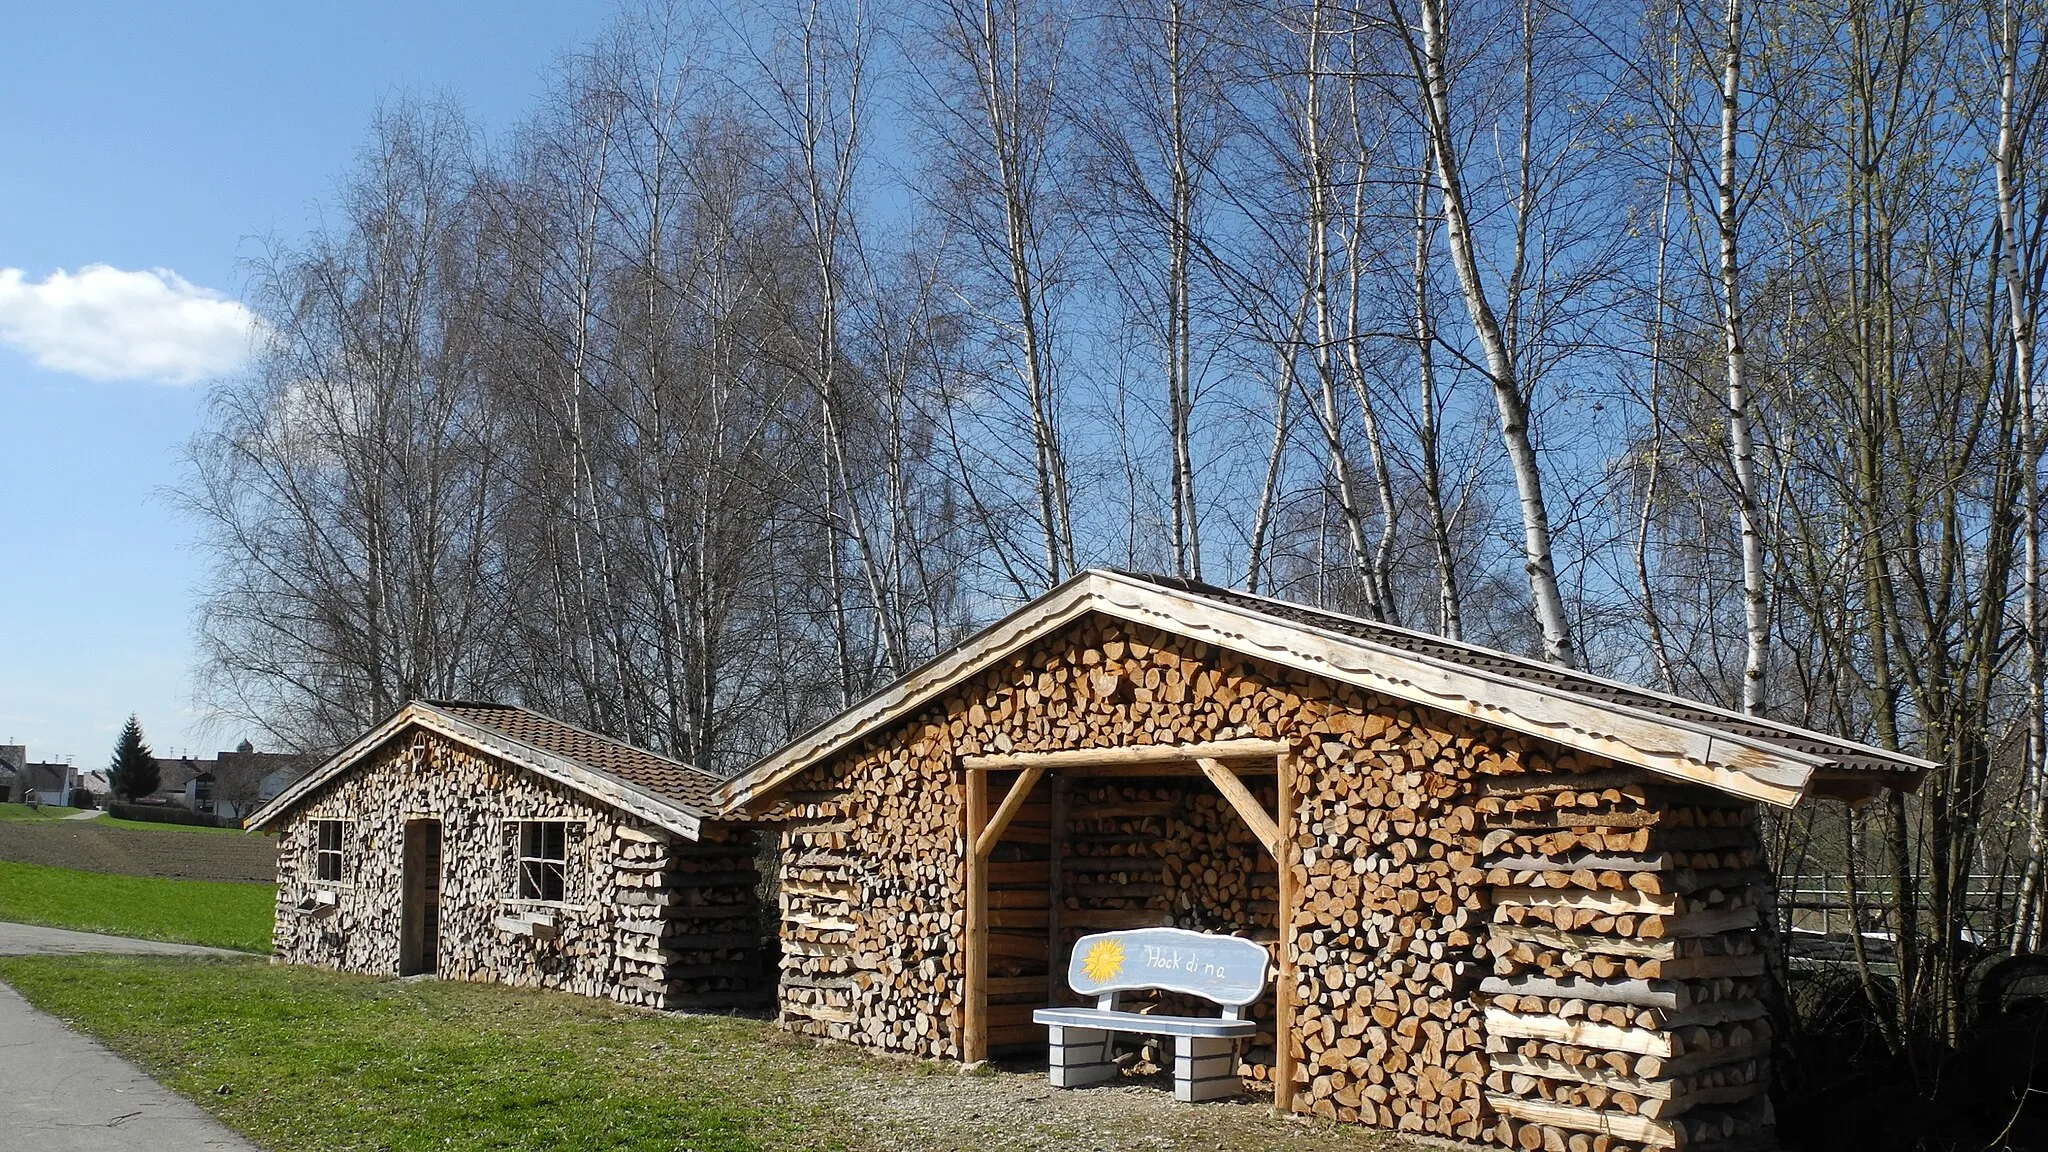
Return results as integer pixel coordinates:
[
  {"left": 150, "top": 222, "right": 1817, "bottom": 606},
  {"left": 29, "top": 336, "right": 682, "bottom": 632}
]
[{"left": 959, "top": 737, "right": 1301, "bottom": 1111}]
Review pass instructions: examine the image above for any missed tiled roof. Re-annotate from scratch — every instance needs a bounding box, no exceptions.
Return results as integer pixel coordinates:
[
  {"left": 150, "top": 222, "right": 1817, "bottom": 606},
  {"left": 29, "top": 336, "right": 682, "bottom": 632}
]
[
  {"left": 1115, "top": 571, "right": 1924, "bottom": 779},
  {"left": 427, "top": 702, "right": 726, "bottom": 810},
  {"left": 153, "top": 757, "right": 210, "bottom": 790}
]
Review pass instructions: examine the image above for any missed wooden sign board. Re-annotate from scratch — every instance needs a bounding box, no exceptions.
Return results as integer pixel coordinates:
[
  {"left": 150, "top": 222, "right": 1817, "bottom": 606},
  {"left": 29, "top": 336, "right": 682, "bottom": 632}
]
[{"left": 1065, "top": 927, "right": 1270, "bottom": 1006}]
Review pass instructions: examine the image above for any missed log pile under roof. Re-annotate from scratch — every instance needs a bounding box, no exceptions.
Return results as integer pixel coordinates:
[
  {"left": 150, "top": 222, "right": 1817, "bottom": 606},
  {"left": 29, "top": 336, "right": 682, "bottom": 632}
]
[
  {"left": 258, "top": 571, "right": 1927, "bottom": 1151},
  {"left": 738, "top": 597, "right": 1853, "bottom": 1149},
  {"left": 259, "top": 709, "right": 768, "bottom": 1014}
]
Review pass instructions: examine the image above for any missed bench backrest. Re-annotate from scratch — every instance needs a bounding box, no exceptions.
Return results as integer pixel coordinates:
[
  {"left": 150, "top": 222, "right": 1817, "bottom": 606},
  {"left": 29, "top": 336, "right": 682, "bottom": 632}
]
[{"left": 1065, "top": 927, "right": 1270, "bottom": 1007}]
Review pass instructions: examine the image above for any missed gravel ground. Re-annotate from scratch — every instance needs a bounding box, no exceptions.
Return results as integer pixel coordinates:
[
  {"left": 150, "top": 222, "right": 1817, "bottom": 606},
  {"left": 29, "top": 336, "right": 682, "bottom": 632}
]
[
  {"left": 0, "top": 822, "right": 275, "bottom": 883},
  {"left": 788, "top": 1044, "right": 1420, "bottom": 1152}
]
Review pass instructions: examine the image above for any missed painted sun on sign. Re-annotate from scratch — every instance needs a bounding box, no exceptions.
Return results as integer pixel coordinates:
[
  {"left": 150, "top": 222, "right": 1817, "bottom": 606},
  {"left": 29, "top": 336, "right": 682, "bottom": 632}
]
[{"left": 1081, "top": 937, "right": 1126, "bottom": 983}]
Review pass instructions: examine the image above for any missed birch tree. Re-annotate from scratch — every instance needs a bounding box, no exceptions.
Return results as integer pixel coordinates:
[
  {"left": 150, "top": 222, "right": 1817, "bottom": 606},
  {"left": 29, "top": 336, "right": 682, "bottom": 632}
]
[
  {"left": 918, "top": 0, "right": 1080, "bottom": 589},
  {"left": 1388, "top": 0, "right": 1578, "bottom": 665}
]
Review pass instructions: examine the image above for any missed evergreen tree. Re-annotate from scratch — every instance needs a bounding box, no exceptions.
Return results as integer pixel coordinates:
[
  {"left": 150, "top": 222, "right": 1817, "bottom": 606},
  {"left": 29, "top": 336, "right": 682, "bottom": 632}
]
[{"left": 107, "top": 715, "right": 159, "bottom": 801}]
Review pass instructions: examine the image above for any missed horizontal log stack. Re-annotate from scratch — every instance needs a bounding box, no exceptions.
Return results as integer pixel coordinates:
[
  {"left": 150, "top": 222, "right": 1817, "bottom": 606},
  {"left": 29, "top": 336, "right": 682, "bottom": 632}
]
[
  {"left": 773, "top": 792, "right": 865, "bottom": 1042},
  {"left": 610, "top": 822, "right": 767, "bottom": 1011},
  {"left": 1474, "top": 771, "right": 1776, "bottom": 1151},
  {"left": 985, "top": 781, "right": 1052, "bottom": 1050},
  {"left": 750, "top": 614, "right": 1790, "bottom": 1148}
]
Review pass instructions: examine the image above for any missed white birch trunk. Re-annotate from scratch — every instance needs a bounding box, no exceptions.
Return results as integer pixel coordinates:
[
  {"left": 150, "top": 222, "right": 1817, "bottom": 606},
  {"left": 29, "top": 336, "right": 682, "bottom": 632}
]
[
  {"left": 1720, "top": 0, "right": 1770, "bottom": 717},
  {"left": 1411, "top": 160, "right": 1461, "bottom": 640},
  {"left": 1405, "top": 0, "right": 1576, "bottom": 665},
  {"left": 1992, "top": 0, "right": 2047, "bottom": 951}
]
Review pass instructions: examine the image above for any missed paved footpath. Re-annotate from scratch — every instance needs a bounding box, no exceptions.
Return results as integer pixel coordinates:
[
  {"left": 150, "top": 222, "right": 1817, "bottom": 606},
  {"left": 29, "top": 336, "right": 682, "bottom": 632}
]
[{"left": 0, "top": 922, "right": 261, "bottom": 1151}]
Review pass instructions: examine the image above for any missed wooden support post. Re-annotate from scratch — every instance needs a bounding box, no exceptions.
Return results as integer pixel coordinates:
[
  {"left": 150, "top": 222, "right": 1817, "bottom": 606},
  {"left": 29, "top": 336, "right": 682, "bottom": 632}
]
[
  {"left": 1195, "top": 751, "right": 1295, "bottom": 1111},
  {"left": 1274, "top": 751, "right": 1298, "bottom": 1115},
  {"left": 1195, "top": 757, "right": 1281, "bottom": 856},
  {"left": 1047, "top": 773, "right": 1066, "bottom": 1005},
  {"left": 974, "top": 765, "right": 1048, "bottom": 859},
  {"left": 964, "top": 765, "right": 989, "bottom": 1063}
]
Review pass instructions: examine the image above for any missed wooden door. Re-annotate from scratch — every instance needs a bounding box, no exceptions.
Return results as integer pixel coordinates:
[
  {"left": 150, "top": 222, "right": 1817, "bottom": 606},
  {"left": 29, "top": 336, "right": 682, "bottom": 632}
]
[{"left": 400, "top": 819, "right": 443, "bottom": 975}]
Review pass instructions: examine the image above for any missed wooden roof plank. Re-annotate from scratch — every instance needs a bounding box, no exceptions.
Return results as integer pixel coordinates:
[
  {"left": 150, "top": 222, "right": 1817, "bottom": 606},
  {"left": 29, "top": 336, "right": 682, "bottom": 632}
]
[{"left": 717, "top": 571, "right": 1930, "bottom": 815}]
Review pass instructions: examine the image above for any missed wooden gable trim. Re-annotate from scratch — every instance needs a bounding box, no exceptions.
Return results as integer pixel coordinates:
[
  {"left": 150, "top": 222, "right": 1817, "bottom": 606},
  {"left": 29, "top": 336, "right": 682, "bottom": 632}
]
[
  {"left": 718, "top": 571, "right": 1928, "bottom": 814},
  {"left": 1084, "top": 577, "right": 1824, "bottom": 806},
  {"left": 243, "top": 703, "right": 704, "bottom": 839},
  {"left": 715, "top": 577, "right": 1103, "bottom": 811}
]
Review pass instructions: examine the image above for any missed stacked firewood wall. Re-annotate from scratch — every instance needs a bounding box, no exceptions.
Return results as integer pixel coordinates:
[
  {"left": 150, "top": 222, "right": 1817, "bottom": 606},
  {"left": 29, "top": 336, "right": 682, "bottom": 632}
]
[
  {"left": 274, "top": 730, "right": 764, "bottom": 1012},
  {"left": 611, "top": 823, "right": 766, "bottom": 1011},
  {"left": 756, "top": 614, "right": 1787, "bottom": 1149},
  {"left": 773, "top": 790, "right": 863, "bottom": 1040},
  {"left": 1286, "top": 701, "right": 1492, "bottom": 1137},
  {"left": 1474, "top": 769, "right": 1775, "bottom": 1151}
]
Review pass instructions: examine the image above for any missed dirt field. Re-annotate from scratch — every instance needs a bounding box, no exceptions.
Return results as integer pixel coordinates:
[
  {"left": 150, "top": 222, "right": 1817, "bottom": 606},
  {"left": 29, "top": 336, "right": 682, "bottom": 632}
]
[{"left": 0, "top": 820, "right": 276, "bottom": 883}]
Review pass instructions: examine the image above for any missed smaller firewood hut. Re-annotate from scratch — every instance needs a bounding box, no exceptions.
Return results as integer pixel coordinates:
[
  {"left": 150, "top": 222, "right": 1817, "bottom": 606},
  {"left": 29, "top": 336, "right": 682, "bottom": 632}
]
[
  {"left": 245, "top": 701, "right": 766, "bottom": 1011},
  {"left": 715, "top": 569, "right": 1931, "bottom": 1152}
]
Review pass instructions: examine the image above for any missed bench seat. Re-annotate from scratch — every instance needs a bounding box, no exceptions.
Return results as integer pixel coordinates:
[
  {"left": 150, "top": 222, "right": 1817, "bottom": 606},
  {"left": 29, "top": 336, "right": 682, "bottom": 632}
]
[
  {"left": 1031, "top": 1007, "right": 1256, "bottom": 1039},
  {"left": 1036, "top": 927, "right": 1270, "bottom": 1102}
]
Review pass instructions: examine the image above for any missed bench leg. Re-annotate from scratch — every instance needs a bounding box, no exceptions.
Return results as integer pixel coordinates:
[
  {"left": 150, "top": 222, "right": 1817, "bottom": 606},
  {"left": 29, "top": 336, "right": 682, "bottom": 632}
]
[
  {"left": 1046, "top": 1025, "right": 1117, "bottom": 1089},
  {"left": 1173, "top": 1035, "right": 1239, "bottom": 1102}
]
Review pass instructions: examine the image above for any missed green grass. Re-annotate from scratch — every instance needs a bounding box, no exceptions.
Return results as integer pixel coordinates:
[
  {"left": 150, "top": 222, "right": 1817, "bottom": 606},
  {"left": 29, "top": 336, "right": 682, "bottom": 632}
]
[
  {"left": 89, "top": 812, "right": 250, "bottom": 835},
  {"left": 0, "top": 802, "right": 249, "bottom": 833},
  {"left": 0, "top": 956, "right": 1410, "bottom": 1152},
  {"left": 0, "top": 956, "right": 850, "bottom": 1152},
  {"left": 0, "top": 803, "right": 84, "bottom": 821},
  {"left": 0, "top": 860, "right": 273, "bottom": 952}
]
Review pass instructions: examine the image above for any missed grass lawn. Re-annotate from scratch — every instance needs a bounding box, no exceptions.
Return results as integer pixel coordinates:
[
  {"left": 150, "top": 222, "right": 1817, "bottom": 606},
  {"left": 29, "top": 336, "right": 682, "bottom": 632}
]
[
  {"left": 0, "top": 860, "right": 273, "bottom": 952},
  {"left": 0, "top": 803, "right": 84, "bottom": 821},
  {"left": 0, "top": 955, "right": 1405, "bottom": 1152},
  {"left": 89, "top": 812, "right": 250, "bottom": 835},
  {"left": 0, "top": 803, "right": 247, "bottom": 834}
]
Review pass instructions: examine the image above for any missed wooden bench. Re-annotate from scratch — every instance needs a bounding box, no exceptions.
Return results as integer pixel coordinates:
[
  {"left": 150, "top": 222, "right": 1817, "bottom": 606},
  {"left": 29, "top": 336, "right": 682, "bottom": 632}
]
[{"left": 1031, "top": 927, "right": 1270, "bottom": 1102}]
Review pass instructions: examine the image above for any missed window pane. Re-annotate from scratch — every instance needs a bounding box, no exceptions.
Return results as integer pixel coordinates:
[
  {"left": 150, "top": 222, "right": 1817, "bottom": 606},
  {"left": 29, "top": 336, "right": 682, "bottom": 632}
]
[{"left": 511, "top": 822, "right": 571, "bottom": 900}]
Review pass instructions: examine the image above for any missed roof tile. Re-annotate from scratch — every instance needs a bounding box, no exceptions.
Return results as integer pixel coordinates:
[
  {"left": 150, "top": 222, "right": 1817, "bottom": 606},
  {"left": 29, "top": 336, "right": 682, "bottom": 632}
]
[{"left": 428, "top": 703, "right": 726, "bottom": 809}]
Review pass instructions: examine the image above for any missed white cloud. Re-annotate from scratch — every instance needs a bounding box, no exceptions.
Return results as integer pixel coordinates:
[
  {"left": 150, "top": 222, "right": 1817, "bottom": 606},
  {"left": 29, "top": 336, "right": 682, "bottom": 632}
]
[{"left": 0, "top": 264, "right": 258, "bottom": 384}]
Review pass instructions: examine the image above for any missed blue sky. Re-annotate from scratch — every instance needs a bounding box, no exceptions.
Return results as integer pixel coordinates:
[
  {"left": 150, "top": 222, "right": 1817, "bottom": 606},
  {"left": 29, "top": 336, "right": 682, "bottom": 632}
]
[{"left": 0, "top": 1, "right": 608, "bottom": 765}]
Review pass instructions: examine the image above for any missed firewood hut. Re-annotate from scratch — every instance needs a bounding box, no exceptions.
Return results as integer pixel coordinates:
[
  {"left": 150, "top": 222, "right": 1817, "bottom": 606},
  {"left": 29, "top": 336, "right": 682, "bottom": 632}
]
[
  {"left": 715, "top": 569, "right": 1930, "bottom": 1152},
  {"left": 244, "top": 701, "right": 767, "bottom": 1012}
]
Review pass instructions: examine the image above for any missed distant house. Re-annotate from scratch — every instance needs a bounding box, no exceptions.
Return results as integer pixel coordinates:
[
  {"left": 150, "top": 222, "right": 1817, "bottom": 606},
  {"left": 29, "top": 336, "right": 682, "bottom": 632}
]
[
  {"left": 153, "top": 742, "right": 312, "bottom": 819},
  {"left": 0, "top": 745, "right": 79, "bottom": 805},
  {"left": 151, "top": 754, "right": 211, "bottom": 804},
  {"left": 71, "top": 769, "right": 113, "bottom": 804},
  {"left": 19, "top": 760, "right": 77, "bottom": 806}
]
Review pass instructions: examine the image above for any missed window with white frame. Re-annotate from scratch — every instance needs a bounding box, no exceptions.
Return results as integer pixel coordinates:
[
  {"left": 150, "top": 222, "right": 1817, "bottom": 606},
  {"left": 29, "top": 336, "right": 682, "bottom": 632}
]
[
  {"left": 314, "top": 820, "right": 349, "bottom": 883},
  {"left": 513, "top": 820, "right": 570, "bottom": 902}
]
